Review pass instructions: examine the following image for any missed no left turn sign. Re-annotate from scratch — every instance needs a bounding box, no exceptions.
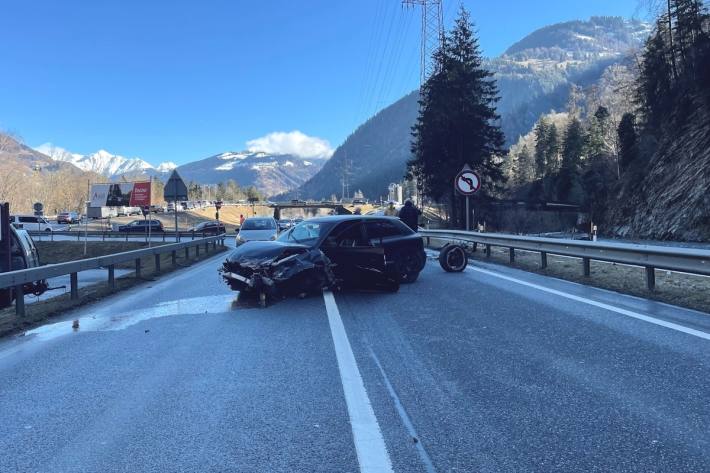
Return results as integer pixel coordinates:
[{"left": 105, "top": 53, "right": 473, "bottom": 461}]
[{"left": 455, "top": 169, "right": 481, "bottom": 196}]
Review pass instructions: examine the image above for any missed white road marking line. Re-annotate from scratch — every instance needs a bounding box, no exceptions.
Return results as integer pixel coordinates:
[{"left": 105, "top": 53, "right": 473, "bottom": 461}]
[
  {"left": 468, "top": 266, "right": 710, "bottom": 341},
  {"left": 323, "top": 291, "right": 394, "bottom": 473},
  {"left": 367, "top": 345, "right": 437, "bottom": 473}
]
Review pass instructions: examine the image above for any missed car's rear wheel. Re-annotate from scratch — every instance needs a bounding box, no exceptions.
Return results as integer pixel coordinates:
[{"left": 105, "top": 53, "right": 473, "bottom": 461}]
[{"left": 395, "top": 251, "right": 424, "bottom": 283}]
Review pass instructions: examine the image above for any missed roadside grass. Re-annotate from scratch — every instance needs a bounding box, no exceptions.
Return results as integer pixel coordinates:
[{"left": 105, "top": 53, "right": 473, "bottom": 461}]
[
  {"left": 0, "top": 241, "right": 228, "bottom": 338},
  {"left": 428, "top": 239, "right": 710, "bottom": 314}
]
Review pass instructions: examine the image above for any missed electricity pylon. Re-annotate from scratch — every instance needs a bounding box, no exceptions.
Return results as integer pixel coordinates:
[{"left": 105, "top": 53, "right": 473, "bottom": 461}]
[{"left": 402, "top": 0, "right": 444, "bottom": 86}]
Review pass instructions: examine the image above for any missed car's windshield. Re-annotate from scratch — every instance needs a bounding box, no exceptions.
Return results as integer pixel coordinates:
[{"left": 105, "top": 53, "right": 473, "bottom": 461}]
[
  {"left": 277, "top": 221, "right": 323, "bottom": 245},
  {"left": 241, "top": 218, "right": 276, "bottom": 230}
]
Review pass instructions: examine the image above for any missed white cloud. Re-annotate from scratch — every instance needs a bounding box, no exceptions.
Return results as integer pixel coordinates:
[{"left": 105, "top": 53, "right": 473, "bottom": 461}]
[{"left": 246, "top": 131, "right": 333, "bottom": 159}]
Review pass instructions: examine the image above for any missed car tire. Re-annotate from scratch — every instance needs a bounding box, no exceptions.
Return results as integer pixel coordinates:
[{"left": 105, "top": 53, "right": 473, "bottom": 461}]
[
  {"left": 395, "top": 251, "right": 424, "bottom": 284},
  {"left": 439, "top": 244, "right": 467, "bottom": 272}
]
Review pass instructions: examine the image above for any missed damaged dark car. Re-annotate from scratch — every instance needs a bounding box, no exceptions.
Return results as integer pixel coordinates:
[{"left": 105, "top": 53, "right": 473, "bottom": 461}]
[{"left": 219, "top": 215, "right": 426, "bottom": 304}]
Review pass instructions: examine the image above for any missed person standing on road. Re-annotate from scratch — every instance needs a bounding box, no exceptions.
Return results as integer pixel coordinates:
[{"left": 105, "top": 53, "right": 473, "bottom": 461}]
[
  {"left": 398, "top": 199, "right": 421, "bottom": 231},
  {"left": 384, "top": 201, "right": 398, "bottom": 217},
  {"left": 239, "top": 214, "right": 245, "bottom": 226}
]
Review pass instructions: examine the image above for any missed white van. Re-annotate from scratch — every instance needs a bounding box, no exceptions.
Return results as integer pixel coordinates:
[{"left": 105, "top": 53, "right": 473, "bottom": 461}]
[{"left": 9, "top": 215, "right": 63, "bottom": 232}]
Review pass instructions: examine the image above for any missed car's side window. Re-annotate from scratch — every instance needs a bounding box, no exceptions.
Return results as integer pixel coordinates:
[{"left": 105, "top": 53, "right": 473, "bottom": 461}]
[
  {"left": 365, "top": 221, "right": 402, "bottom": 244},
  {"left": 333, "top": 222, "right": 369, "bottom": 248},
  {"left": 19, "top": 217, "right": 37, "bottom": 223}
]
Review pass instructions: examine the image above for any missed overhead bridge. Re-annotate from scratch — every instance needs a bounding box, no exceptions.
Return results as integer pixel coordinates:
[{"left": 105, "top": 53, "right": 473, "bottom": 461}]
[{"left": 268, "top": 203, "right": 352, "bottom": 220}]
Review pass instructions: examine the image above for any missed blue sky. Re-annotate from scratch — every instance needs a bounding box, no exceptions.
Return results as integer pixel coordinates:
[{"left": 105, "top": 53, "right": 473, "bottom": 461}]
[{"left": 1, "top": 0, "right": 640, "bottom": 165}]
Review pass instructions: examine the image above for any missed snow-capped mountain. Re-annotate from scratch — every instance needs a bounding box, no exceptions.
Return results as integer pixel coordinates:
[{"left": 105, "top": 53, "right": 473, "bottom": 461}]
[
  {"left": 35, "top": 143, "right": 175, "bottom": 178},
  {"left": 176, "top": 151, "right": 324, "bottom": 197}
]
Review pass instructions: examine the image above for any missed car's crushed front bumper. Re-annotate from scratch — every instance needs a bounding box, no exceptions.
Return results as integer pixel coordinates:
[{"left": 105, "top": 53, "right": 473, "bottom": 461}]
[{"left": 220, "top": 247, "right": 336, "bottom": 298}]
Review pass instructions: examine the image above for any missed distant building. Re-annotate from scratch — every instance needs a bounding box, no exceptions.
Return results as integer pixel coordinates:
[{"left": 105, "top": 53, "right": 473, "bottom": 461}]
[{"left": 388, "top": 183, "right": 403, "bottom": 204}]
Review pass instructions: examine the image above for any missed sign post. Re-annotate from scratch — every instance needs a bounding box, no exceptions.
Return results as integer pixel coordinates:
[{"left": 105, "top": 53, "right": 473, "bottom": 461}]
[
  {"left": 33, "top": 202, "right": 44, "bottom": 238},
  {"left": 454, "top": 166, "right": 481, "bottom": 231},
  {"left": 164, "top": 170, "right": 188, "bottom": 242}
]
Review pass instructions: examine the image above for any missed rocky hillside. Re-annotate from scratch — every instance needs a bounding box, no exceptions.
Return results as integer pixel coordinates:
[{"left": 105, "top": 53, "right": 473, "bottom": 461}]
[
  {"left": 176, "top": 151, "right": 324, "bottom": 197},
  {"left": 286, "top": 16, "right": 650, "bottom": 200},
  {"left": 606, "top": 102, "right": 710, "bottom": 240},
  {"left": 493, "top": 16, "right": 650, "bottom": 143}
]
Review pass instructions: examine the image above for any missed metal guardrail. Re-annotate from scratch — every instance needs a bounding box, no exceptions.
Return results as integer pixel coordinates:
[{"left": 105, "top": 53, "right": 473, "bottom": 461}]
[
  {"left": 420, "top": 229, "right": 710, "bottom": 291},
  {"left": 28, "top": 230, "right": 233, "bottom": 242},
  {"left": 1, "top": 235, "right": 227, "bottom": 316}
]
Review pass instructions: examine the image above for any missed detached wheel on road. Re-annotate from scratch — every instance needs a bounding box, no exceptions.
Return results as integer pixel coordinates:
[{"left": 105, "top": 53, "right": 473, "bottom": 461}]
[{"left": 439, "top": 244, "right": 467, "bottom": 272}]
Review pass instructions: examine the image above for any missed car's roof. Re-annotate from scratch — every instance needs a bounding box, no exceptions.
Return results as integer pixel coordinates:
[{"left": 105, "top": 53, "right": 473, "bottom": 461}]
[
  {"left": 306, "top": 215, "right": 399, "bottom": 224},
  {"left": 244, "top": 216, "right": 275, "bottom": 220}
]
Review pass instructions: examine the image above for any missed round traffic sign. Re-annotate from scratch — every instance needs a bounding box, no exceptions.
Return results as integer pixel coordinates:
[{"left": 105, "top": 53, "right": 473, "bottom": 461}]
[{"left": 455, "top": 170, "right": 481, "bottom": 195}]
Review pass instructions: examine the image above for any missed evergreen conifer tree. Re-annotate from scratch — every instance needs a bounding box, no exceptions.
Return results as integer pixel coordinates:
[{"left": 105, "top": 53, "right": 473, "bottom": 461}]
[
  {"left": 617, "top": 113, "right": 639, "bottom": 173},
  {"left": 545, "top": 123, "right": 560, "bottom": 174},
  {"left": 409, "top": 6, "right": 505, "bottom": 227},
  {"left": 533, "top": 118, "right": 548, "bottom": 179},
  {"left": 556, "top": 118, "right": 586, "bottom": 202}
]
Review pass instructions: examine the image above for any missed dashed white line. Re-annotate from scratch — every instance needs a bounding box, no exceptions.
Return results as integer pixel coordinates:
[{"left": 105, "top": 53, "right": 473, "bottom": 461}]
[
  {"left": 323, "top": 291, "right": 394, "bottom": 473},
  {"left": 468, "top": 266, "right": 710, "bottom": 341}
]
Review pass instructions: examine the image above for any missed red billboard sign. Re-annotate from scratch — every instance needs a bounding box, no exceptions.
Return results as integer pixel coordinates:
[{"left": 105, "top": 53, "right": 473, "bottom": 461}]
[{"left": 129, "top": 181, "right": 152, "bottom": 207}]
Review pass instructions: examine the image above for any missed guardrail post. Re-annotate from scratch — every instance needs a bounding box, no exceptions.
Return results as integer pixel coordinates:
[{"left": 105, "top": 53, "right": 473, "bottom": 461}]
[
  {"left": 646, "top": 266, "right": 656, "bottom": 291},
  {"left": 154, "top": 254, "right": 161, "bottom": 273},
  {"left": 472, "top": 242, "right": 477, "bottom": 253},
  {"left": 14, "top": 285, "right": 25, "bottom": 316},
  {"left": 583, "top": 257, "right": 591, "bottom": 277},
  {"left": 70, "top": 272, "right": 78, "bottom": 300},
  {"left": 135, "top": 258, "right": 141, "bottom": 278},
  {"left": 205, "top": 242, "right": 209, "bottom": 253},
  {"left": 171, "top": 250, "right": 177, "bottom": 266},
  {"left": 485, "top": 244, "right": 491, "bottom": 258},
  {"left": 196, "top": 244, "right": 200, "bottom": 257},
  {"left": 509, "top": 248, "right": 515, "bottom": 263},
  {"left": 540, "top": 252, "right": 548, "bottom": 269},
  {"left": 108, "top": 265, "right": 115, "bottom": 289},
  {"left": 185, "top": 247, "right": 190, "bottom": 260}
]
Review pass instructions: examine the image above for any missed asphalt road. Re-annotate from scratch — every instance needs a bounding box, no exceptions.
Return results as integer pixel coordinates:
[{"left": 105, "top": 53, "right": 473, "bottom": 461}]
[{"left": 1, "top": 248, "right": 709, "bottom": 472}]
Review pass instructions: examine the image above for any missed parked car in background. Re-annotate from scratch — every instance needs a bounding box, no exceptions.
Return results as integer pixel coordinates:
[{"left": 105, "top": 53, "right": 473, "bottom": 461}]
[
  {"left": 277, "top": 219, "right": 294, "bottom": 231},
  {"left": 236, "top": 217, "right": 278, "bottom": 245},
  {"left": 9, "top": 215, "right": 64, "bottom": 232},
  {"left": 167, "top": 202, "right": 176, "bottom": 212},
  {"left": 149, "top": 205, "right": 165, "bottom": 213},
  {"left": 188, "top": 221, "right": 226, "bottom": 235},
  {"left": 117, "top": 219, "right": 164, "bottom": 233},
  {"left": 57, "top": 211, "right": 81, "bottom": 224}
]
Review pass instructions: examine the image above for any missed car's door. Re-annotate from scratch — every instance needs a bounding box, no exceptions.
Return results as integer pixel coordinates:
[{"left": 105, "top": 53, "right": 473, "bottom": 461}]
[{"left": 320, "top": 221, "right": 389, "bottom": 286}]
